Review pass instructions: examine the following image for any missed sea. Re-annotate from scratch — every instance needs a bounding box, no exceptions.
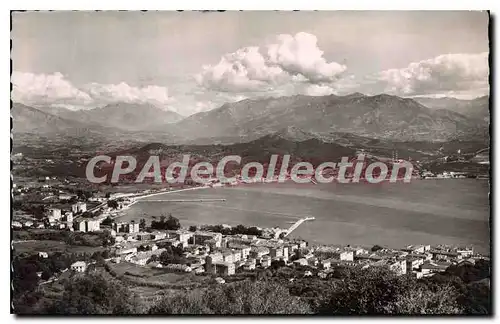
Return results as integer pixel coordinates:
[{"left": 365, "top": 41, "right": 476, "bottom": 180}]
[{"left": 116, "top": 179, "right": 490, "bottom": 255}]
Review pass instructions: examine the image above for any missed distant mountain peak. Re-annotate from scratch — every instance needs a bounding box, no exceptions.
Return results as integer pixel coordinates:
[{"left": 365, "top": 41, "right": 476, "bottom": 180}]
[
  {"left": 342, "top": 92, "right": 366, "bottom": 98},
  {"left": 172, "top": 92, "right": 485, "bottom": 143}
]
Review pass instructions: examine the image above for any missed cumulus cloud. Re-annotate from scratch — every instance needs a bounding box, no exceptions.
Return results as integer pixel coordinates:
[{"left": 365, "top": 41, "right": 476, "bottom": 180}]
[
  {"left": 196, "top": 32, "right": 347, "bottom": 93},
  {"left": 267, "top": 33, "right": 346, "bottom": 83},
  {"left": 373, "top": 52, "right": 489, "bottom": 96},
  {"left": 303, "top": 84, "right": 337, "bottom": 96},
  {"left": 11, "top": 71, "right": 93, "bottom": 106},
  {"left": 195, "top": 46, "right": 285, "bottom": 92},
  {"left": 301, "top": 75, "right": 363, "bottom": 97},
  {"left": 85, "top": 82, "right": 171, "bottom": 106},
  {"left": 12, "top": 71, "right": 173, "bottom": 109}
]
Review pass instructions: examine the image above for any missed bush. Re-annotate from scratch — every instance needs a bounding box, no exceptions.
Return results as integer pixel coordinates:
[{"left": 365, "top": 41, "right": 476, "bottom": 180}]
[
  {"left": 101, "top": 216, "right": 113, "bottom": 226},
  {"left": 151, "top": 214, "right": 181, "bottom": 230},
  {"left": 149, "top": 280, "right": 311, "bottom": 315},
  {"left": 149, "top": 291, "right": 213, "bottom": 314},
  {"left": 43, "top": 271, "right": 143, "bottom": 314},
  {"left": 315, "top": 267, "right": 463, "bottom": 315}
]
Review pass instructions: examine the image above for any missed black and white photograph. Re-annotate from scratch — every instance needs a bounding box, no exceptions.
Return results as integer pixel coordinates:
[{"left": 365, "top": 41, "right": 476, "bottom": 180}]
[{"left": 10, "top": 10, "right": 491, "bottom": 315}]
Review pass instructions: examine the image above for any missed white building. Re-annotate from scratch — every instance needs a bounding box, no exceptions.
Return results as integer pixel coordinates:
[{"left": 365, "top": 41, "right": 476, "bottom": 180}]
[
  {"left": 74, "top": 220, "right": 100, "bottom": 232},
  {"left": 12, "top": 221, "right": 22, "bottom": 229},
  {"left": 113, "top": 222, "right": 140, "bottom": 234},
  {"left": 72, "top": 202, "right": 87, "bottom": 214},
  {"left": 70, "top": 261, "right": 87, "bottom": 272},
  {"left": 48, "top": 208, "right": 62, "bottom": 221}
]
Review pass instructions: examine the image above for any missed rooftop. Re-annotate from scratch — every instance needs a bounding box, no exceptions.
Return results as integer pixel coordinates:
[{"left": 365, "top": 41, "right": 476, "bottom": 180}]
[{"left": 71, "top": 261, "right": 86, "bottom": 267}]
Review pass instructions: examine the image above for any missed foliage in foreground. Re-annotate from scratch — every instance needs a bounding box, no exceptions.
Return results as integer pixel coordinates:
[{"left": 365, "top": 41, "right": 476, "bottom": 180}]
[
  {"left": 14, "top": 260, "right": 491, "bottom": 315},
  {"left": 311, "top": 267, "right": 462, "bottom": 314},
  {"left": 28, "top": 271, "right": 143, "bottom": 314},
  {"left": 148, "top": 280, "right": 311, "bottom": 315}
]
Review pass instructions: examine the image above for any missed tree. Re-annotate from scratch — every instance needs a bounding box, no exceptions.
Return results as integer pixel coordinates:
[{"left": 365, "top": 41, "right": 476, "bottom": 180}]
[
  {"left": 165, "top": 214, "right": 181, "bottom": 230},
  {"left": 151, "top": 214, "right": 181, "bottom": 230},
  {"left": 101, "top": 216, "right": 113, "bottom": 226},
  {"left": 81, "top": 211, "right": 93, "bottom": 218},
  {"left": 147, "top": 255, "right": 159, "bottom": 264},
  {"left": 460, "top": 279, "right": 491, "bottom": 314},
  {"left": 247, "top": 226, "right": 262, "bottom": 236},
  {"left": 77, "top": 190, "right": 92, "bottom": 201},
  {"left": 91, "top": 252, "right": 105, "bottom": 265},
  {"left": 148, "top": 280, "right": 311, "bottom": 314},
  {"left": 12, "top": 290, "right": 47, "bottom": 315},
  {"left": 139, "top": 218, "right": 146, "bottom": 230},
  {"left": 107, "top": 200, "right": 119, "bottom": 209},
  {"left": 315, "top": 266, "right": 463, "bottom": 315},
  {"left": 101, "top": 250, "right": 110, "bottom": 259},
  {"left": 382, "top": 284, "right": 462, "bottom": 314},
  {"left": 270, "top": 260, "right": 286, "bottom": 271},
  {"left": 12, "top": 258, "right": 40, "bottom": 297},
  {"left": 233, "top": 224, "right": 247, "bottom": 235},
  {"left": 148, "top": 291, "right": 213, "bottom": 314},
  {"left": 371, "top": 245, "right": 384, "bottom": 252},
  {"left": 188, "top": 225, "right": 197, "bottom": 232},
  {"left": 44, "top": 271, "right": 143, "bottom": 314},
  {"left": 159, "top": 246, "right": 186, "bottom": 265},
  {"left": 41, "top": 270, "right": 52, "bottom": 281}
]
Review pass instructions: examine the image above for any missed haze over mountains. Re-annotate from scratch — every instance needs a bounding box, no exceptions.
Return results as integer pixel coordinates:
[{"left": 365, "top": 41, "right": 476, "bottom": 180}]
[
  {"left": 34, "top": 102, "right": 183, "bottom": 131},
  {"left": 414, "top": 96, "right": 489, "bottom": 123},
  {"left": 11, "top": 103, "right": 117, "bottom": 136},
  {"left": 12, "top": 92, "right": 489, "bottom": 144},
  {"left": 172, "top": 93, "right": 486, "bottom": 142}
]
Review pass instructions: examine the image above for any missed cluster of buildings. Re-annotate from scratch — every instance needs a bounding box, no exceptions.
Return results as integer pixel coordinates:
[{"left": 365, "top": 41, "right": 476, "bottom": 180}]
[
  {"left": 11, "top": 197, "right": 107, "bottom": 233},
  {"left": 421, "top": 170, "right": 468, "bottom": 179},
  {"left": 40, "top": 203, "right": 91, "bottom": 231},
  {"left": 302, "top": 244, "right": 479, "bottom": 279},
  {"left": 108, "top": 227, "right": 310, "bottom": 276},
  {"left": 103, "top": 225, "right": 486, "bottom": 280},
  {"left": 45, "top": 203, "right": 105, "bottom": 233}
]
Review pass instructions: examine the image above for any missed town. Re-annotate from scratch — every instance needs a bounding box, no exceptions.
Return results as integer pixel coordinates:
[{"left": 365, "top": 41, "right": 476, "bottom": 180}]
[
  {"left": 12, "top": 175, "right": 489, "bottom": 288},
  {"left": 10, "top": 9, "right": 491, "bottom": 315}
]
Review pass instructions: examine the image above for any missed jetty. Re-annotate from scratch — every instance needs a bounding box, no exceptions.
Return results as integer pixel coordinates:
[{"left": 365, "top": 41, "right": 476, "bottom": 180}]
[
  {"left": 284, "top": 217, "right": 316, "bottom": 237},
  {"left": 136, "top": 198, "right": 226, "bottom": 203}
]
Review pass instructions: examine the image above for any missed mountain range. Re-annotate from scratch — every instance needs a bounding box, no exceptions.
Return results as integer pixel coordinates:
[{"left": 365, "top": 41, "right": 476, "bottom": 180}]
[
  {"left": 11, "top": 93, "right": 489, "bottom": 144},
  {"left": 33, "top": 102, "right": 183, "bottom": 131},
  {"left": 414, "top": 96, "right": 489, "bottom": 123},
  {"left": 11, "top": 103, "right": 117, "bottom": 136},
  {"left": 171, "top": 93, "right": 486, "bottom": 142}
]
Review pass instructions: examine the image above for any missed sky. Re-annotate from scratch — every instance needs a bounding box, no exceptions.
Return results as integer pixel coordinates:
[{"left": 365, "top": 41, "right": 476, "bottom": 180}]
[{"left": 11, "top": 11, "right": 490, "bottom": 116}]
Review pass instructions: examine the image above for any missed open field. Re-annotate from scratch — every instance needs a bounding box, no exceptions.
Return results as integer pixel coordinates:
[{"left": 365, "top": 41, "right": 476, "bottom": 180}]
[
  {"left": 13, "top": 240, "right": 106, "bottom": 256},
  {"left": 107, "top": 262, "right": 211, "bottom": 287}
]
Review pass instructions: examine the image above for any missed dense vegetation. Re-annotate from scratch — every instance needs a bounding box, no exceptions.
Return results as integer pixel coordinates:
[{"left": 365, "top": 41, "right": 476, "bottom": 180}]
[
  {"left": 149, "top": 280, "right": 311, "bottom": 314},
  {"left": 157, "top": 245, "right": 187, "bottom": 265},
  {"left": 41, "top": 272, "right": 143, "bottom": 314},
  {"left": 12, "top": 251, "right": 111, "bottom": 313},
  {"left": 13, "top": 259, "right": 490, "bottom": 315},
  {"left": 204, "top": 224, "right": 263, "bottom": 237},
  {"left": 150, "top": 214, "right": 181, "bottom": 230}
]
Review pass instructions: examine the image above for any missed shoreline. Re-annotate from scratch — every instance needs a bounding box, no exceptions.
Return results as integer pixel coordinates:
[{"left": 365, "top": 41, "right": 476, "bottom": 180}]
[{"left": 108, "top": 185, "right": 212, "bottom": 221}]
